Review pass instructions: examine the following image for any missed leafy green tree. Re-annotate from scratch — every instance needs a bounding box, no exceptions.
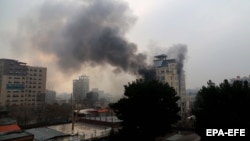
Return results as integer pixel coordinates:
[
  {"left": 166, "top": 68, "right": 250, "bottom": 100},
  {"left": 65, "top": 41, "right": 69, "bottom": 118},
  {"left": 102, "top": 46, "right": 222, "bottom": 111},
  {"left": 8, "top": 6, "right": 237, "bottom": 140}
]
[
  {"left": 110, "top": 79, "right": 180, "bottom": 141},
  {"left": 193, "top": 80, "right": 250, "bottom": 140}
]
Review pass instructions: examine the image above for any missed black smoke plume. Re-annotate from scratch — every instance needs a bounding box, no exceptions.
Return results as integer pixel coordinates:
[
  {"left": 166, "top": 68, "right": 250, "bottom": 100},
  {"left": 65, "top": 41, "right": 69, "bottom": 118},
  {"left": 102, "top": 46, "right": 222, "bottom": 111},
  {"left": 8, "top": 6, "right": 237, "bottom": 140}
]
[
  {"left": 13, "top": 0, "right": 187, "bottom": 82},
  {"left": 15, "top": 0, "right": 147, "bottom": 76},
  {"left": 138, "top": 67, "right": 156, "bottom": 81},
  {"left": 167, "top": 44, "right": 188, "bottom": 75},
  {"left": 167, "top": 44, "right": 187, "bottom": 101}
]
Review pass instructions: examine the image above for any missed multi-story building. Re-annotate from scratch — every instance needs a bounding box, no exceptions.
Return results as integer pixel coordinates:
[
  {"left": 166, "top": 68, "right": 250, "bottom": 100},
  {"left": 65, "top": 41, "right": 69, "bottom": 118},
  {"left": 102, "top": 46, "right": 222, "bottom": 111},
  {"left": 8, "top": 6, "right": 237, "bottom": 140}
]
[
  {"left": 73, "top": 75, "right": 89, "bottom": 101},
  {"left": 154, "top": 54, "right": 186, "bottom": 113},
  {"left": 0, "top": 59, "right": 46, "bottom": 109}
]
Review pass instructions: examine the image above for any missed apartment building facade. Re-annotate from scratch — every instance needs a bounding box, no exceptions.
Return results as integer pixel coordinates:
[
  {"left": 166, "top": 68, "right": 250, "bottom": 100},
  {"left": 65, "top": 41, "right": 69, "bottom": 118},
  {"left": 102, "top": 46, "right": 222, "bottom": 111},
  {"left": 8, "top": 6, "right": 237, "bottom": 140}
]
[{"left": 0, "top": 59, "right": 46, "bottom": 109}]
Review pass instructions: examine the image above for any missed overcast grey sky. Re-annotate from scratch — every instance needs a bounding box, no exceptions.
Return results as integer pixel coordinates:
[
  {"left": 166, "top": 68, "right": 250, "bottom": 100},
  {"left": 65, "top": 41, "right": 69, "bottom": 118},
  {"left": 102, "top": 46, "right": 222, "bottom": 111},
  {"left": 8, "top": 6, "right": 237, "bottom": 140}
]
[{"left": 1, "top": 0, "right": 250, "bottom": 94}]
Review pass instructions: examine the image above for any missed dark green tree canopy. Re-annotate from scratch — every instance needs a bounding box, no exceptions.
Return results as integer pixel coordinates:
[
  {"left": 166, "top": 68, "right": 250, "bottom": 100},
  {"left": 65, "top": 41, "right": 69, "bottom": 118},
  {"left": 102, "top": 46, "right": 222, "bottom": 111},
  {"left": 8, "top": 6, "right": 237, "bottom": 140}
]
[
  {"left": 110, "top": 79, "right": 180, "bottom": 141},
  {"left": 193, "top": 80, "right": 250, "bottom": 140}
]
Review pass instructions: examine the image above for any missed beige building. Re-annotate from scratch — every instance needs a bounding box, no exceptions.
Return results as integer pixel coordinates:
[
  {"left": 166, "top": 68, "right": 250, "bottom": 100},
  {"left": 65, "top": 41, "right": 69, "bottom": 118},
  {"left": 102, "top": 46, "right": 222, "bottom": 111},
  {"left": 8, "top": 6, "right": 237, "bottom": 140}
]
[
  {"left": 0, "top": 59, "right": 46, "bottom": 109},
  {"left": 154, "top": 55, "right": 186, "bottom": 113}
]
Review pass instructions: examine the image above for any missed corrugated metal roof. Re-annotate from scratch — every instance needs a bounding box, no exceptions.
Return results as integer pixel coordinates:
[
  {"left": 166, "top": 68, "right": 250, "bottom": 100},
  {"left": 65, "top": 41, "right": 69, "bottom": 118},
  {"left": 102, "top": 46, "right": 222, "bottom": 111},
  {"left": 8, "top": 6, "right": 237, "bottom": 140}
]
[{"left": 26, "top": 127, "right": 69, "bottom": 141}]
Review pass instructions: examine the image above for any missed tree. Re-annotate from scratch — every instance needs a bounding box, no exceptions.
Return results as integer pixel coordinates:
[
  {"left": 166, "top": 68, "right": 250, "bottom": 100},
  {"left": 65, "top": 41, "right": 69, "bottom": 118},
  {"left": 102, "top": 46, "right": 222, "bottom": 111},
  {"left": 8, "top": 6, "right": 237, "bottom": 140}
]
[
  {"left": 110, "top": 79, "right": 180, "bottom": 141},
  {"left": 192, "top": 80, "right": 250, "bottom": 140}
]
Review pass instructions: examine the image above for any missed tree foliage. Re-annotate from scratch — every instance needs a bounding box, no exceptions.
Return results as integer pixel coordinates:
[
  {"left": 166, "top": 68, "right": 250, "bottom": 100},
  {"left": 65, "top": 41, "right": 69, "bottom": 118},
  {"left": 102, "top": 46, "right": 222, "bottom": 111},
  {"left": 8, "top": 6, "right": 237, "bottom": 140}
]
[
  {"left": 192, "top": 80, "right": 250, "bottom": 139},
  {"left": 110, "top": 79, "right": 180, "bottom": 141}
]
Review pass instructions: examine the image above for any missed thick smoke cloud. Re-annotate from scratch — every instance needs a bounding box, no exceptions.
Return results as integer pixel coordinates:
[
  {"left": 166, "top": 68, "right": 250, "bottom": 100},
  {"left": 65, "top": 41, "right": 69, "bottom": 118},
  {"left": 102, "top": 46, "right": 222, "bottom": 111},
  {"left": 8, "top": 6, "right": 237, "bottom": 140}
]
[
  {"left": 10, "top": 0, "right": 188, "bottom": 94},
  {"left": 167, "top": 44, "right": 188, "bottom": 74},
  {"left": 15, "top": 0, "right": 147, "bottom": 75},
  {"left": 167, "top": 44, "right": 188, "bottom": 94}
]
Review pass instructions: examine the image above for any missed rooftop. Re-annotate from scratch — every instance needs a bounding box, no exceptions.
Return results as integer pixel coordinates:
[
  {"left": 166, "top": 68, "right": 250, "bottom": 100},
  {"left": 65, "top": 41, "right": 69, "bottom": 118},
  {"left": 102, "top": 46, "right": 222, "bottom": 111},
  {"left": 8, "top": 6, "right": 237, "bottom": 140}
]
[
  {"left": 0, "top": 131, "right": 33, "bottom": 141},
  {"left": 26, "top": 127, "right": 69, "bottom": 141},
  {"left": 154, "top": 54, "right": 167, "bottom": 59},
  {"left": 0, "top": 124, "right": 20, "bottom": 133}
]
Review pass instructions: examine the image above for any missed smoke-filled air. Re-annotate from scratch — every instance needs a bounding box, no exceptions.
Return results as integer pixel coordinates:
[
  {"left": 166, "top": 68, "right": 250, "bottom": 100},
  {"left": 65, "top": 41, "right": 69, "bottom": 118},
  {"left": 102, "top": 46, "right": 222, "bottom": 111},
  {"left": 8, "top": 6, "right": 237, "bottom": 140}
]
[{"left": 10, "top": 0, "right": 187, "bottom": 95}]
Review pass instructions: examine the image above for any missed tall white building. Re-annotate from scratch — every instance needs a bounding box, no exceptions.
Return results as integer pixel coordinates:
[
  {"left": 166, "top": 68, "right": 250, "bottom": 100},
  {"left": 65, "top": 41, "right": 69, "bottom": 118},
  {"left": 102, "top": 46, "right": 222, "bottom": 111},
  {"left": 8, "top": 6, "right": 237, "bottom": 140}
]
[
  {"left": 154, "top": 54, "right": 186, "bottom": 113},
  {"left": 73, "top": 75, "right": 89, "bottom": 101},
  {"left": 0, "top": 59, "right": 47, "bottom": 109}
]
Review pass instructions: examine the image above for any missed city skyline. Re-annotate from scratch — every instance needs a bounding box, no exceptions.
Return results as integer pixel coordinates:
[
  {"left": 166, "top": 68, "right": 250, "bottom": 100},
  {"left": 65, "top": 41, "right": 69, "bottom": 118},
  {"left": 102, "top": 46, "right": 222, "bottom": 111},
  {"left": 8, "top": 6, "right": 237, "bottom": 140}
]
[{"left": 1, "top": 0, "right": 250, "bottom": 95}]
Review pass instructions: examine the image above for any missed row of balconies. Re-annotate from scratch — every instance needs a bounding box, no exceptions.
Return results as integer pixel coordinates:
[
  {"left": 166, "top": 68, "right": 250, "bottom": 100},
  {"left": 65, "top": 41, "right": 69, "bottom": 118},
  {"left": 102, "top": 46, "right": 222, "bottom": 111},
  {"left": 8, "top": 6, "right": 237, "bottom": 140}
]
[
  {"left": 8, "top": 71, "right": 26, "bottom": 75},
  {"left": 28, "top": 73, "right": 43, "bottom": 77},
  {"left": 26, "top": 86, "right": 41, "bottom": 88},
  {"left": 7, "top": 81, "right": 43, "bottom": 85},
  {"left": 29, "top": 69, "right": 43, "bottom": 72},
  {"left": 7, "top": 89, "right": 42, "bottom": 93},
  {"left": 28, "top": 77, "right": 43, "bottom": 80},
  {"left": 9, "top": 102, "right": 36, "bottom": 106},
  {"left": 6, "top": 99, "right": 37, "bottom": 102},
  {"left": 7, "top": 94, "right": 36, "bottom": 98},
  {"left": 8, "top": 76, "right": 26, "bottom": 79}
]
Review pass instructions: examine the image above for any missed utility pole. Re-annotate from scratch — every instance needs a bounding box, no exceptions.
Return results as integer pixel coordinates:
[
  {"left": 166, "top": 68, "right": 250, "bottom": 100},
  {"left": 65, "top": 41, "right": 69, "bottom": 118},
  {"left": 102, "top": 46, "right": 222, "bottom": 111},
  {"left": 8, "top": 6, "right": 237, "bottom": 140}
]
[{"left": 71, "top": 93, "right": 75, "bottom": 135}]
